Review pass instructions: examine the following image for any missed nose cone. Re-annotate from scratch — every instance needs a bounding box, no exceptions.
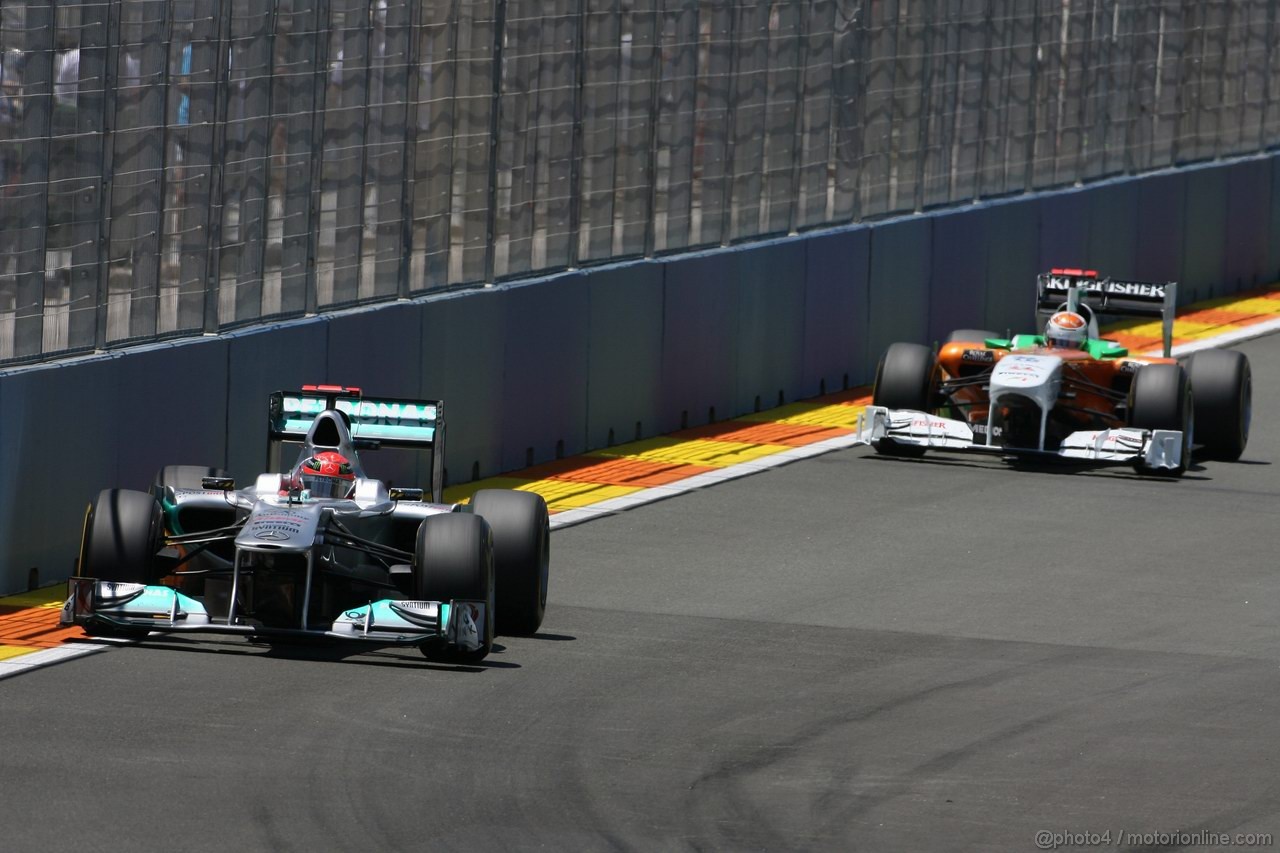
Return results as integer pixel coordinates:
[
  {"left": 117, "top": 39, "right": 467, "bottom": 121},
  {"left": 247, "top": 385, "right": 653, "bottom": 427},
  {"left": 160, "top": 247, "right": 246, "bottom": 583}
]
[{"left": 990, "top": 354, "right": 1063, "bottom": 409}]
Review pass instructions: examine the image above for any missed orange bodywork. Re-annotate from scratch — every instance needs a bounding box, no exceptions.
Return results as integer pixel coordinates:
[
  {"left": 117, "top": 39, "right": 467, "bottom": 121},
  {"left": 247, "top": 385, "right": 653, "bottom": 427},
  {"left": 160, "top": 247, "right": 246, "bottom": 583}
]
[{"left": 936, "top": 339, "right": 1176, "bottom": 430}]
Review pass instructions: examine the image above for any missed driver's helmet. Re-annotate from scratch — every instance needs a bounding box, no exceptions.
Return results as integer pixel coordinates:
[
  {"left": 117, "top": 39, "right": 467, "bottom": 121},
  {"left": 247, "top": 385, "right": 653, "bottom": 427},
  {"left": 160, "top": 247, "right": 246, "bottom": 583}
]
[
  {"left": 1044, "top": 311, "right": 1088, "bottom": 349},
  {"left": 297, "top": 451, "right": 355, "bottom": 498}
]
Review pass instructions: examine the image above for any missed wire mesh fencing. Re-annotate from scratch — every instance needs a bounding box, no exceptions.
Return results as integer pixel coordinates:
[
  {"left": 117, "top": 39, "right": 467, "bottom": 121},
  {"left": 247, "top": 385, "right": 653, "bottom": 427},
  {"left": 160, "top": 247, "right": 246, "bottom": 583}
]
[{"left": 0, "top": 0, "right": 1277, "bottom": 363}]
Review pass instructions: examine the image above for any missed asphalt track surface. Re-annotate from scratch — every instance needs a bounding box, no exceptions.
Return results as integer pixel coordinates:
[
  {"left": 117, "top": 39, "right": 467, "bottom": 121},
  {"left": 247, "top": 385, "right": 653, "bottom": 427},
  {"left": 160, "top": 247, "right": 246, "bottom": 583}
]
[{"left": 5, "top": 336, "right": 1280, "bottom": 853}]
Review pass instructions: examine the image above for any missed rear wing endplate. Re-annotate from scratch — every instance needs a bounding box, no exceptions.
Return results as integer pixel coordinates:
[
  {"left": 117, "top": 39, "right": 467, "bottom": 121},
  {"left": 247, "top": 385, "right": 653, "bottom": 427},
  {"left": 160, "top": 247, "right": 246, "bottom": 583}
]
[
  {"left": 1036, "top": 269, "right": 1177, "bottom": 357},
  {"left": 267, "top": 385, "right": 447, "bottom": 503}
]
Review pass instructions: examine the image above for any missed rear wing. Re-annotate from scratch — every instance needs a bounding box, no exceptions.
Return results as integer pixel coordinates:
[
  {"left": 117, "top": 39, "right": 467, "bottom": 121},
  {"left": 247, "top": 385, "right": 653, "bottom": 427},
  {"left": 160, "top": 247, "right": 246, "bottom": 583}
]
[
  {"left": 267, "top": 385, "right": 446, "bottom": 503},
  {"left": 1036, "top": 269, "right": 1177, "bottom": 357}
]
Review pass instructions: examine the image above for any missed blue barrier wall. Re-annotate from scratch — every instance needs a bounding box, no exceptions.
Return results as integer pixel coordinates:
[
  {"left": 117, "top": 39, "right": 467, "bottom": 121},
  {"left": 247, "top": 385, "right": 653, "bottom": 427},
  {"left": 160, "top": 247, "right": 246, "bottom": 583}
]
[
  {"left": 1038, "top": 188, "right": 1092, "bottom": 276},
  {"left": 1224, "top": 158, "right": 1273, "bottom": 292},
  {"left": 985, "top": 197, "right": 1042, "bottom": 336},
  {"left": 1182, "top": 168, "right": 1231, "bottom": 304},
  {"left": 586, "top": 265, "right": 665, "bottom": 449},
  {"left": 868, "top": 218, "right": 933, "bottom": 368},
  {"left": 659, "top": 253, "right": 742, "bottom": 433},
  {"left": 1086, "top": 182, "right": 1139, "bottom": 280},
  {"left": 928, "top": 210, "right": 989, "bottom": 342},
  {"left": 500, "top": 273, "right": 593, "bottom": 472},
  {"left": 3, "top": 154, "right": 1279, "bottom": 593},
  {"left": 734, "top": 241, "right": 808, "bottom": 414},
  {"left": 804, "top": 229, "right": 871, "bottom": 391}
]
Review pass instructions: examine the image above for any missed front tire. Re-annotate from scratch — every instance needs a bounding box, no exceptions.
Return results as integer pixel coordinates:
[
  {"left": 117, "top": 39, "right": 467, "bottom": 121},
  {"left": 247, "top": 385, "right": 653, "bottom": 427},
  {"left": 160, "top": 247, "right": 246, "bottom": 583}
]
[
  {"left": 414, "top": 513, "right": 494, "bottom": 663},
  {"left": 78, "top": 489, "right": 163, "bottom": 584},
  {"left": 871, "top": 343, "right": 937, "bottom": 457},
  {"left": 1128, "top": 364, "right": 1192, "bottom": 476},
  {"left": 77, "top": 489, "right": 164, "bottom": 639},
  {"left": 1186, "top": 349, "right": 1251, "bottom": 461},
  {"left": 469, "top": 489, "right": 550, "bottom": 636}
]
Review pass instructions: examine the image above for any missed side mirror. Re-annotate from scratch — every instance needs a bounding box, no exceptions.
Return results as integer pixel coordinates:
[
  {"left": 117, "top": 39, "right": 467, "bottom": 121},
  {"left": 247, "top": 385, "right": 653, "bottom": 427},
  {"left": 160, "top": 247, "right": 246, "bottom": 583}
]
[
  {"left": 201, "top": 477, "right": 235, "bottom": 490},
  {"left": 389, "top": 487, "right": 424, "bottom": 502}
]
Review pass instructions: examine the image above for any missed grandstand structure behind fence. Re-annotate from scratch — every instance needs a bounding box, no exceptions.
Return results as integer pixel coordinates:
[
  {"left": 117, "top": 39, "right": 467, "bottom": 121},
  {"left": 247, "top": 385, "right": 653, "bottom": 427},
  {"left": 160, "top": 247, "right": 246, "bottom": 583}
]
[{"left": 0, "top": 0, "right": 1277, "bottom": 363}]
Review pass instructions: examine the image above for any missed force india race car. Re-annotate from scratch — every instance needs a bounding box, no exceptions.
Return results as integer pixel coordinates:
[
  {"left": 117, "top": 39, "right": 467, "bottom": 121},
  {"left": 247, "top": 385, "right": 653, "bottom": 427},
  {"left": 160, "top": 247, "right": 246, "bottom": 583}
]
[
  {"left": 855, "top": 270, "right": 1253, "bottom": 476},
  {"left": 61, "top": 385, "right": 549, "bottom": 663}
]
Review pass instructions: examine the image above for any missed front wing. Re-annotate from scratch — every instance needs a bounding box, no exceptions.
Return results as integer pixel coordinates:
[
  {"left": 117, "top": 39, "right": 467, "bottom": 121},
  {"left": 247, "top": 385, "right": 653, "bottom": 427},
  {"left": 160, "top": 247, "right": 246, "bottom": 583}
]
[
  {"left": 60, "top": 578, "right": 485, "bottom": 652},
  {"left": 853, "top": 406, "right": 1184, "bottom": 471}
]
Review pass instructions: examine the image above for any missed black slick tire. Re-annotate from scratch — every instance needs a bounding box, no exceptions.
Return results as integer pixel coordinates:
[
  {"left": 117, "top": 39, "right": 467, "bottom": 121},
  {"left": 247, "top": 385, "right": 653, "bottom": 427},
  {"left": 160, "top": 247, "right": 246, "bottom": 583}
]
[
  {"left": 79, "top": 489, "right": 163, "bottom": 584},
  {"left": 469, "top": 489, "right": 550, "bottom": 636},
  {"left": 1128, "top": 363, "right": 1192, "bottom": 477},
  {"left": 871, "top": 342, "right": 937, "bottom": 457},
  {"left": 414, "top": 513, "right": 494, "bottom": 663},
  {"left": 77, "top": 489, "right": 164, "bottom": 639},
  {"left": 1186, "top": 349, "right": 1251, "bottom": 461}
]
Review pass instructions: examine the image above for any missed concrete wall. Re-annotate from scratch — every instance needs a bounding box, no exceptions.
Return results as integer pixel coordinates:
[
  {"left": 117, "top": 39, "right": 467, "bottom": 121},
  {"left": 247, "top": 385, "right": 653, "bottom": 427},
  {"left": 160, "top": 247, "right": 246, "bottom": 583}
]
[{"left": 4, "top": 154, "right": 1279, "bottom": 593}]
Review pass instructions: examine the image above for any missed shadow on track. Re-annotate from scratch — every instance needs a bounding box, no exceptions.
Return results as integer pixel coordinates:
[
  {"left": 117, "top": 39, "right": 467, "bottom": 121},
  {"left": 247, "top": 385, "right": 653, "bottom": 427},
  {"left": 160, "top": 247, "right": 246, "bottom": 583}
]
[
  {"left": 857, "top": 449, "right": 1215, "bottom": 482},
  {"left": 69, "top": 634, "right": 522, "bottom": 672}
]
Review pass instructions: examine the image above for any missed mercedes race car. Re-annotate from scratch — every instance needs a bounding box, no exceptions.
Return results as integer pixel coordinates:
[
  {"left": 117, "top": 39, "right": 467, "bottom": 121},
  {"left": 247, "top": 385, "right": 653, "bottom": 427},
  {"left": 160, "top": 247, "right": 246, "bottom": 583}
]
[
  {"left": 62, "top": 385, "right": 549, "bottom": 663},
  {"left": 855, "top": 269, "right": 1252, "bottom": 476}
]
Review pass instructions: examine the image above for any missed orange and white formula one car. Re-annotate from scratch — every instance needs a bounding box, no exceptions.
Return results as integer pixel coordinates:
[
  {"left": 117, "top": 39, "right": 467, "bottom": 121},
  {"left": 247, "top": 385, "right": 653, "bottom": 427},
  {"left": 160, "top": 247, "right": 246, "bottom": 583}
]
[{"left": 855, "top": 269, "right": 1252, "bottom": 477}]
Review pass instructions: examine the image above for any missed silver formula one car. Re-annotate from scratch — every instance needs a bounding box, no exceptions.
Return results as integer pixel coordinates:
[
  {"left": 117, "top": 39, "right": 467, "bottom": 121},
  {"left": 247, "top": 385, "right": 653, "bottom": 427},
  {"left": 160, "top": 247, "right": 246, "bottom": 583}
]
[{"left": 62, "top": 385, "right": 549, "bottom": 663}]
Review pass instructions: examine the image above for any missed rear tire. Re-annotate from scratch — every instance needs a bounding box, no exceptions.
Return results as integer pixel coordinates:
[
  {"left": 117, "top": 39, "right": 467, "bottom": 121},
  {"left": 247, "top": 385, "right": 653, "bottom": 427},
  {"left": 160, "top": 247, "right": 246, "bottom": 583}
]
[
  {"left": 77, "top": 489, "right": 163, "bottom": 639},
  {"left": 1186, "top": 349, "right": 1251, "bottom": 461},
  {"left": 470, "top": 489, "right": 549, "bottom": 636},
  {"left": 871, "top": 343, "right": 937, "bottom": 457},
  {"left": 152, "top": 465, "right": 231, "bottom": 496},
  {"left": 945, "top": 328, "right": 1000, "bottom": 345},
  {"left": 1128, "top": 364, "right": 1192, "bottom": 476},
  {"left": 414, "top": 513, "right": 494, "bottom": 663}
]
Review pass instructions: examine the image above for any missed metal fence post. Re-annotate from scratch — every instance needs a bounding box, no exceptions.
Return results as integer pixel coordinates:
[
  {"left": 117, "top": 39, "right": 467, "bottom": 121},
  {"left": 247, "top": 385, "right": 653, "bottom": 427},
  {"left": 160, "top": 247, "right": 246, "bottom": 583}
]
[
  {"left": 643, "top": 0, "right": 663, "bottom": 257},
  {"left": 94, "top": 0, "right": 124, "bottom": 349},
  {"left": 718, "top": 0, "right": 742, "bottom": 245},
  {"left": 786, "top": 0, "right": 812, "bottom": 235},
  {"left": 202, "top": 0, "right": 235, "bottom": 333},
  {"left": 973, "top": 0, "right": 996, "bottom": 197},
  {"left": 397, "top": 0, "right": 425, "bottom": 297},
  {"left": 304, "top": 0, "right": 331, "bottom": 316},
  {"left": 915, "top": 0, "right": 936, "bottom": 212},
  {"left": 250, "top": 2, "right": 281, "bottom": 313},
  {"left": 1020, "top": 0, "right": 1042, "bottom": 191},
  {"left": 1261, "top": 0, "right": 1279, "bottom": 150},
  {"left": 482, "top": 0, "right": 507, "bottom": 284},
  {"left": 566, "top": 0, "right": 586, "bottom": 268},
  {"left": 14, "top": 2, "right": 53, "bottom": 360},
  {"left": 353, "top": 0, "right": 378, "bottom": 298}
]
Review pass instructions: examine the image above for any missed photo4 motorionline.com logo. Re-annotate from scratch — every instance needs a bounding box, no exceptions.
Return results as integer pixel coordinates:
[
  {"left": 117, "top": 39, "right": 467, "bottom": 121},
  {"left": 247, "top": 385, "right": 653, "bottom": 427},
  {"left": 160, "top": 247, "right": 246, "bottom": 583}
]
[{"left": 1035, "top": 829, "right": 1273, "bottom": 849}]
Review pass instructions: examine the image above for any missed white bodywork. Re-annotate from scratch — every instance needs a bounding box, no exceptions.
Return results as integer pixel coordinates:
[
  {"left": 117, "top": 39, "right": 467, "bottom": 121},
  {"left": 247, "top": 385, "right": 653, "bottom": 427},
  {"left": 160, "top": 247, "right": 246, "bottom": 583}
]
[
  {"left": 854, "top": 406, "right": 1184, "bottom": 471},
  {"left": 854, "top": 274, "right": 1187, "bottom": 472},
  {"left": 986, "top": 354, "right": 1062, "bottom": 449},
  {"left": 857, "top": 340, "right": 1185, "bottom": 471}
]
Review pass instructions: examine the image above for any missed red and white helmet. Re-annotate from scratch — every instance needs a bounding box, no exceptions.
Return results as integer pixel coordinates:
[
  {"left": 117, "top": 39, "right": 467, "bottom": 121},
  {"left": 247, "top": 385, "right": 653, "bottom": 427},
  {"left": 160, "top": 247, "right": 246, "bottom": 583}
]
[
  {"left": 296, "top": 451, "right": 355, "bottom": 498},
  {"left": 1044, "top": 311, "right": 1088, "bottom": 349}
]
